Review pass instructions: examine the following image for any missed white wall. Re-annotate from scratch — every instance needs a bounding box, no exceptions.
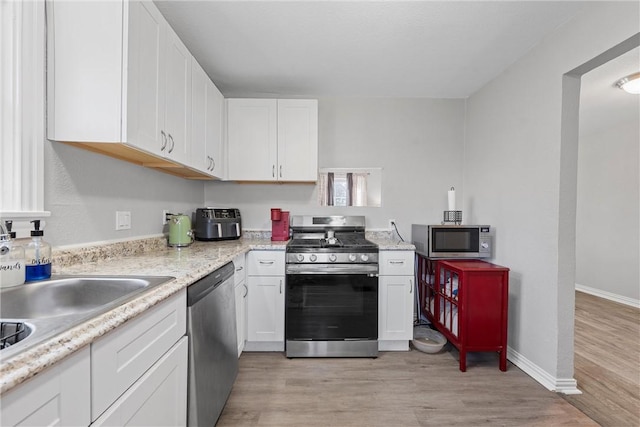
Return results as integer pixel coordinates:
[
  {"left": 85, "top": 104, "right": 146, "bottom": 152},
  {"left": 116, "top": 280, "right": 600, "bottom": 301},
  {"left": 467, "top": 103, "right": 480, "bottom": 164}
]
[
  {"left": 576, "top": 120, "right": 639, "bottom": 302},
  {"left": 204, "top": 97, "right": 466, "bottom": 238},
  {"left": 43, "top": 140, "right": 205, "bottom": 247},
  {"left": 463, "top": 2, "right": 639, "bottom": 390}
]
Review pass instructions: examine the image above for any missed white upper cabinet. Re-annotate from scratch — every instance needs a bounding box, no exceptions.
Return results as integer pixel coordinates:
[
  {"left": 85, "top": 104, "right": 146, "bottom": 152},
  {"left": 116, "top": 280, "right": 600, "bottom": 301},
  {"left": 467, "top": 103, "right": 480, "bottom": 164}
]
[
  {"left": 191, "top": 58, "right": 225, "bottom": 178},
  {"left": 162, "top": 25, "right": 191, "bottom": 164},
  {"left": 206, "top": 79, "right": 225, "bottom": 178},
  {"left": 226, "top": 99, "right": 318, "bottom": 182},
  {"left": 126, "top": 0, "right": 165, "bottom": 156},
  {"left": 47, "top": 0, "right": 211, "bottom": 179},
  {"left": 277, "top": 99, "right": 319, "bottom": 182},
  {"left": 227, "top": 99, "right": 278, "bottom": 181}
]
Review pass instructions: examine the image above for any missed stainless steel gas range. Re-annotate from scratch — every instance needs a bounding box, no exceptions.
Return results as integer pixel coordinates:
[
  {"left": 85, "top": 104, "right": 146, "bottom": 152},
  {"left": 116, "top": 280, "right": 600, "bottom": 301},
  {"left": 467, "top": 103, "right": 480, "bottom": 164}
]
[{"left": 285, "top": 215, "right": 379, "bottom": 358}]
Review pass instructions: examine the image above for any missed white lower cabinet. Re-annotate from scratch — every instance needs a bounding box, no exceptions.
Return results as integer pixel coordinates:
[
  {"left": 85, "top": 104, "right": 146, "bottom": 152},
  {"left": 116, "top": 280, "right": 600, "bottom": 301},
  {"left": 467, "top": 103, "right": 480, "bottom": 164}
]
[
  {"left": 378, "top": 251, "right": 415, "bottom": 351},
  {"left": 245, "top": 251, "right": 285, "bottom": 351},
  {"left": 0, "top": 347, "right": 90, "bottom": 427},
  {"left": 233, "top": 253, "right": 247, "bottom": 356},
  {"left": 91, "top": 290, "right": 187, "bottom": 421},
  {"left": 92, "top": 337, "right": 188, "bottom": 427},
  {"left": 1, "top": 290, "right": 187, "bottom": 427}
]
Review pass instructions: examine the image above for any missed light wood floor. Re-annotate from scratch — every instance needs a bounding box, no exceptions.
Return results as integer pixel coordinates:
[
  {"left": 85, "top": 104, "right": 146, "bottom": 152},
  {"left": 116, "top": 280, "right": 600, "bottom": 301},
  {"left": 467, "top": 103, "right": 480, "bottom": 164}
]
[
  {"left": 561, "top": 291, "right": 640, "bottom": 427},
  {"left": 219, "top": 349, "right": 595, "bottom": 426}
]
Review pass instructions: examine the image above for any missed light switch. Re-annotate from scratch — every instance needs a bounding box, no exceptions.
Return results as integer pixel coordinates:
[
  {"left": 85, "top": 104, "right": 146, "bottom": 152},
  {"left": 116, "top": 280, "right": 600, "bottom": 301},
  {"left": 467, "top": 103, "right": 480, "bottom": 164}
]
[{"left": 116, "top": 211, "right": 131, "bottom": 230}]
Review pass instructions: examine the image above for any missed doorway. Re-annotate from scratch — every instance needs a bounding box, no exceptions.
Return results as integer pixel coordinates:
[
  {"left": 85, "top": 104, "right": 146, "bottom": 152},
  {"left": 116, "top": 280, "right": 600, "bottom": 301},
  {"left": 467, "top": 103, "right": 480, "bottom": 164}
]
[{"left": 559, "top": 35, "right": 640, "bottom": 425}]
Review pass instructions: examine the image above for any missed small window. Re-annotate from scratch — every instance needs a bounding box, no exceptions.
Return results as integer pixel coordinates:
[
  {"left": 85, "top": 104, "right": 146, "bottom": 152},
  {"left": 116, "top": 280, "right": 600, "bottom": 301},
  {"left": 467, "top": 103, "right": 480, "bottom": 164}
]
[{"left": 318, "top": 168, "right": 381, "bottom": 207}]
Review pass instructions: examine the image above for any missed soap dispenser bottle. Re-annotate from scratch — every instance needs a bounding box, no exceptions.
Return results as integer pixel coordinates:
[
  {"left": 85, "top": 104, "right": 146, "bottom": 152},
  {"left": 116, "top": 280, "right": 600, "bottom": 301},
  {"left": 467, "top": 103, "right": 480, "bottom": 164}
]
[
  {"left": 0, "top": 221, "right": 26, "bottom": 288},
  {"left": 25, "top": 220, "right": 52, "bottom": 282}
]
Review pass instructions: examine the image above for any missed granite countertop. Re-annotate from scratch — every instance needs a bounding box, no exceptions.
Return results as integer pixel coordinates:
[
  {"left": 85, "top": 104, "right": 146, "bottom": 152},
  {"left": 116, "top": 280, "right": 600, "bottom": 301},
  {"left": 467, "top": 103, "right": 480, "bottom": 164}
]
[
  {"left": 0, "top": 233, "right": 413, "bottom": 394},
  {"left": 0, "top": 236, "right": 284, "bottom": 394},
  {"left": 369, "top": 236, "right": 415, "bottom": 250}
]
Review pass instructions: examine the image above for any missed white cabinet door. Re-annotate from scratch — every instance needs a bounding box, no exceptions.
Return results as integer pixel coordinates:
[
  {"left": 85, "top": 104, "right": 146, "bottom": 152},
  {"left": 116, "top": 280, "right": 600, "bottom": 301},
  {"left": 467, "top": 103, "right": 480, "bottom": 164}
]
[
  {"left": 92, "top": 337, "right": 188, "bottom": 427},
  {"left": 379, "top": 275, "right": 414, "bottom": 342},
  {"left": 227, "top": 99, "right": 278, "bottom": 181},
  {"left": 46, "top": 0, "right": 124, "bottom": 143},
  {"left": 1, "top": 347, "right": 90, "bottom": 427},
  {"left": 190, "top": 58, "right": 207, "bottom": 173},
  {"left": 234, "top": 254, "right": 247, "bottom": 355},
  {"left": 234, "top": 279, "right": 247, "bottom": 356},
  {"left": 277, "top": 99, "right": 318, "bottom": 182},
  {"left": 163, "top": 25, "right": 191, "bottom": 164},
  {"left": 192, "top": 58, "right": 224, "bottom": 177},
  {"left": 126, "top": 0, "right": 166, "bottom": 155},
  {"left": 205, "top": 76, "right": 225, "bottom": 178},
  {"left": 246, "top": 275, "right": 285, "bottom": 344}
]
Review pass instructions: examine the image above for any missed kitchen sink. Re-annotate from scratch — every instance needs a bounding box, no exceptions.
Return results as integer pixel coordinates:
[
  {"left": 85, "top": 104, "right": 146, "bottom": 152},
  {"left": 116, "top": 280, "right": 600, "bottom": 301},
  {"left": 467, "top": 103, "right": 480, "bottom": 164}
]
[{"left": 0, "top": 275, "right": 175, "bottom": 360}]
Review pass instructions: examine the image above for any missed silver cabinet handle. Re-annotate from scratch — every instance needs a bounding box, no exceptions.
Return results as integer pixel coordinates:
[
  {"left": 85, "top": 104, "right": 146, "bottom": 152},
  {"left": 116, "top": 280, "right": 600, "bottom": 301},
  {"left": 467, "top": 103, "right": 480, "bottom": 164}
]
[
  {"left": 279, "top": 279, "right": 283, "bottom": 294},
  {"left": 259, "top": 260, "right": 274, "bottom": 265},
  {"left": 410, "top": 279, "right": 413, "bottom": 294},
  {"left": 160, "top": 130, "right": 167, "bottom": 151},
  {"left": 211, "top": 158, "right": 215, "bottom": 171},
  {"left": 272, "top": 165, "right": 275, "bottom": 178},
  {"left": 279, "top": 165, "right": 282, "bottom": 178},
  {"left": 168, "top": 134, "right": 175, "bottom": 153},
  {"left": 243, "top": 283, "right": 248, "bottom": 298},
  {"left": 235, "top": 266, "right": 244, "bottom": 272},
  {"left": 390, "top": 260, "right": 405, "bottom": 265}
]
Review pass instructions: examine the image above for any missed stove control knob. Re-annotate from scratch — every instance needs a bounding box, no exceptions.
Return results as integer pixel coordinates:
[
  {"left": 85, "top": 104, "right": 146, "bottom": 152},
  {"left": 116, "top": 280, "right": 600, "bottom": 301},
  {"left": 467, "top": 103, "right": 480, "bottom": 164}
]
[
  {"left": 360, "top": 254, "right": 369, "bottom": 262},
  {"left": 310, "top": 254, "right": 317, "bottom": 262},
  {"left": 348, "top": 254, "right": 357, "bottom": 262},
  {"left": 329, "top": 254, "right": 337, "bottom": 262},
  {"left": 296, "top": 254, "right": 305, "bottom": 262}
]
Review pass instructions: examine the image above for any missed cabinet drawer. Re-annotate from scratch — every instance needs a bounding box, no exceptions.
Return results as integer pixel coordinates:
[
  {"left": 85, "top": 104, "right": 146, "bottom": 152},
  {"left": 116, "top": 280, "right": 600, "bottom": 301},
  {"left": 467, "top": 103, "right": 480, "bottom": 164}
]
[
  {"left": 91, "top": 290, "right": 186, "bottom": 421},
  {"left": 92, "top": 337, "right": 188, "bottom": 427},
  {"left": 247, "top": 251, "right": 285, "bottom": 276},
  {"left": 233, "top": 253, "right": 246, "bottom": 285},
  {"left": 379, "top": 251, "right": 415, "bottom": 276}
]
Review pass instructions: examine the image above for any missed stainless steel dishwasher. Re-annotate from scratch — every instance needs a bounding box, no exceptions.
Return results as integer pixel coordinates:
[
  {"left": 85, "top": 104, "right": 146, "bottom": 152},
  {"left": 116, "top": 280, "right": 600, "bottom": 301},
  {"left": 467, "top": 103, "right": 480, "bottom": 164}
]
[{"left": 187, "top": 262, "right": 238, "bottom": 426}]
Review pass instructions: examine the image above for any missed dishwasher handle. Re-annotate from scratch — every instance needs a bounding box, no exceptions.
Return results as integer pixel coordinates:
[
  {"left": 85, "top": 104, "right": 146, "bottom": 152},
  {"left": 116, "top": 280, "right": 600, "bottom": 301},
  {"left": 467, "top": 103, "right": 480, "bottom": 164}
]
[{"left": 187, "top": 262, "right": 234, "bottom": 307}]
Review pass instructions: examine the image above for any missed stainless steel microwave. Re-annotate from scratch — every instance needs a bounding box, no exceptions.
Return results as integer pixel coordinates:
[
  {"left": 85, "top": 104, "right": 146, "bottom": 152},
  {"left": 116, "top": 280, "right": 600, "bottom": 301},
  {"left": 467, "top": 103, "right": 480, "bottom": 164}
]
[{"left": 411, "top": 224, "right": 492, "bottom": 259}]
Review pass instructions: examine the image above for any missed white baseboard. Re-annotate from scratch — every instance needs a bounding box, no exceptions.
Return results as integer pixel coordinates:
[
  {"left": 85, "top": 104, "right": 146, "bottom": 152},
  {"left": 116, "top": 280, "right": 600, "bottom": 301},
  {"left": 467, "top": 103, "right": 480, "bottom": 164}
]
[
  {"left": 243, "top": 341, "right": 284, "bottom": 352},
  {"left": 507, "top": 347, "right": 582, "bottom": 395},
  {"left": 379, "top": 340, "right": 409, "bottom": 351},
  {"left": 575, "top": 283, "right": 640, "bottom": 309}
]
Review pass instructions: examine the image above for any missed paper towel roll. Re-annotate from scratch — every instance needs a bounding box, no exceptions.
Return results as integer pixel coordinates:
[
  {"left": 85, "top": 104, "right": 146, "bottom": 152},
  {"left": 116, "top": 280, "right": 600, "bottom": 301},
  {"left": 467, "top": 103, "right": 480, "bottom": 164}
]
[{"left": 448, "top": 187, "right": 456, "bottom": 211}]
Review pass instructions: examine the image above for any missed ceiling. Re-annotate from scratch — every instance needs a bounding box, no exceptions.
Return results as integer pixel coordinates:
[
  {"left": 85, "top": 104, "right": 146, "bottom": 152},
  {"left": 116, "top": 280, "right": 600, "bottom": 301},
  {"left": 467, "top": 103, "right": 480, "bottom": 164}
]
[
  {"left": 580, "top": 47, "right": 640, "bottom": 136},
  {"left": 155, "top": 0, "right": 592, "bottom": 98}
]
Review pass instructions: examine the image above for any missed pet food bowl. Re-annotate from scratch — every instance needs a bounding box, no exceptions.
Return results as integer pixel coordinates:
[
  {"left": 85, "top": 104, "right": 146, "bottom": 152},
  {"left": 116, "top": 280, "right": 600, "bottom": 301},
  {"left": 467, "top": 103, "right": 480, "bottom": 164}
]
[{"left": 412, "top": 326, "right": 447, "bottom": 354}]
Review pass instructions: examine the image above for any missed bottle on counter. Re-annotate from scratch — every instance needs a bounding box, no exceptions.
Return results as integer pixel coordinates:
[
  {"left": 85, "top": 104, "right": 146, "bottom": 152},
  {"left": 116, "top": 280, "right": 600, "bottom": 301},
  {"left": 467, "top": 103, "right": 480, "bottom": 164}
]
[
  {"left": 0, "top": 220, "right": 26, "bottom": 288},
  {"left": 25, "top": 220, "right": 52, "bottom": 282}
]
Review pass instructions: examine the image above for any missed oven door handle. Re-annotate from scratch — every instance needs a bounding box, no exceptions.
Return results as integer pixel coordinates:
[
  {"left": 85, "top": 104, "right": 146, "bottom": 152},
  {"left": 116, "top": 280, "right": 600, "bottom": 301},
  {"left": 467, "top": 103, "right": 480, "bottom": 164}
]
[{"left": 286, "top": 264, "right": 379, "bottom": 275}]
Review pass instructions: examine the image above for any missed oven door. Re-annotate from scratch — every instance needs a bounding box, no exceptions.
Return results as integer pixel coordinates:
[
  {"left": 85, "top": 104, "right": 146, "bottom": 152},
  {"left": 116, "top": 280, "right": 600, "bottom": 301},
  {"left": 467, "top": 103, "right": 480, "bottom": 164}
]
[{"left": 285, "top": 273, "right": 378, "bottom": 344}]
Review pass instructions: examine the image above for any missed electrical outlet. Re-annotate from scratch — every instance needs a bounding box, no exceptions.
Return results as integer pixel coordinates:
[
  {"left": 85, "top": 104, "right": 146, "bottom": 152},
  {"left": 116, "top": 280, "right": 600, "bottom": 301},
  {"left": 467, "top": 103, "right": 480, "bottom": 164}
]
[
  {"left": 163, "top": 210, "right": 171, "bottom": 225},
  {"left": 388, "top": 219, "right": 396, "bottom": 230},
  {"left": 116, "top": 211, "right": 131, "bottom": 230}
]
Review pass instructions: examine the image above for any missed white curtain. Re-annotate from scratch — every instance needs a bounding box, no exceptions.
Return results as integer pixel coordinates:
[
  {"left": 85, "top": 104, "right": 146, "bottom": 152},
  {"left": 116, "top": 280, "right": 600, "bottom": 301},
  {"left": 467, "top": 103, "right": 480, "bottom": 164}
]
[
  {"left": 351, "top": 173, "right": 368, "bottom": 206},
  {"left": 319, "top": 171, "right": 367, "bottom": 206},
  {"left": 318, "top": 172, "right": 335, "bottom": 206}
]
